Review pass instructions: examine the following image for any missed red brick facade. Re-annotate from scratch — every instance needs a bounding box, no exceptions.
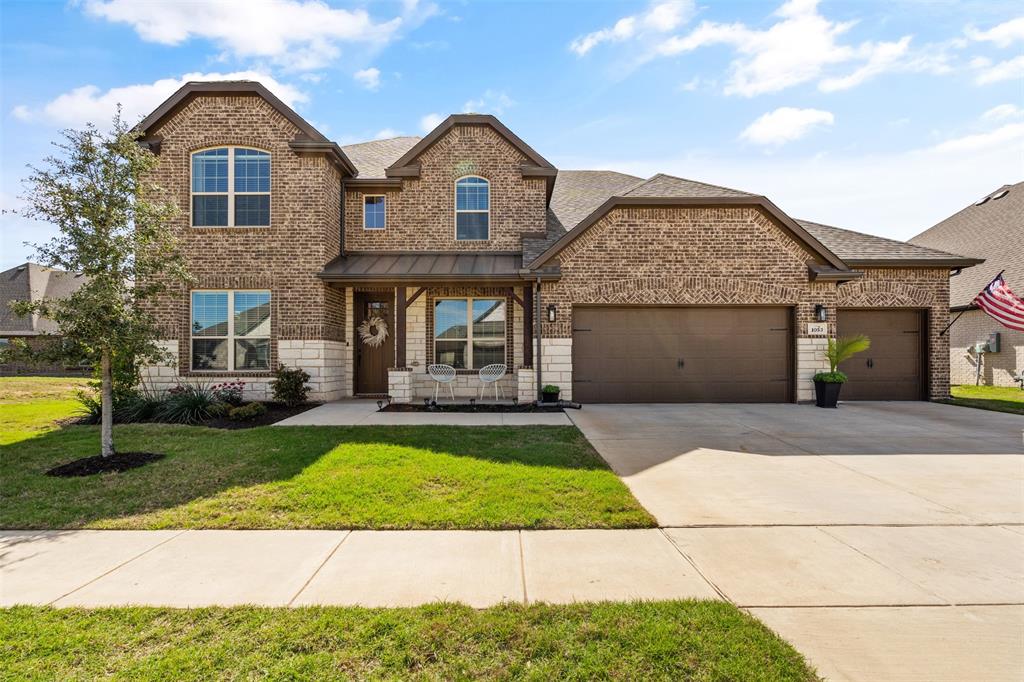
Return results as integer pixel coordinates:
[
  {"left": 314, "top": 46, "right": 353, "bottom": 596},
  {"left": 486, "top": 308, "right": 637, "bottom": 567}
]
[
  {"left": 344, "top": 126, "right": 547, "bottom": 251},
  {"left": 137, "top": 88, "right": 957, "bottom": 401},
  {"left": 140, "top": 94, "right": 345, "bottom": 377}
]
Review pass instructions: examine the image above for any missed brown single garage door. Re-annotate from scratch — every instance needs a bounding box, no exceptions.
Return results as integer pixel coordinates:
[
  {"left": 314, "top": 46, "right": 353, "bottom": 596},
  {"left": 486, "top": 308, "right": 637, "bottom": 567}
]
[
  {"left": 836, "top": 309, "right": 925, "bottom": 400},
  {"left": 572, "top": 306, "right": 792, "bottom": 403}
]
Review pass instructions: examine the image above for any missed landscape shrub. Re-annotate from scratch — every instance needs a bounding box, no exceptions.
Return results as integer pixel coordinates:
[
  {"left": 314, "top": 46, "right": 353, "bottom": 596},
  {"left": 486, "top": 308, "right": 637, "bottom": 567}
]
[
  {"left": 228, "top": 402, "right": 268, "bottom": 422},
  {"left": 155, "top": 384, "right": 223, "bottom": 424},
  {"left": 271, "top": 366, "right": 310, "bottom": 407},
  {"left": 211, "top": 381, "right": 245, "bottom": 406}
]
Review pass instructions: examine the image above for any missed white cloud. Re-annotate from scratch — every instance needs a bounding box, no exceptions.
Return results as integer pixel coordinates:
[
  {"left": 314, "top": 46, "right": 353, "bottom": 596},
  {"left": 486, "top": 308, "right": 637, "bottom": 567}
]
[
  {"left": 818, "top": 36, "right": 911, "bottom": 92},
  {"left": 81, "top": 0, "right": 435, "bottom": 71},
  {"left": 419, "top": 112, "right": 445, "bottom": 132},
  {"left": 677, "top": 76, "right": 701, "bottom": 92},
  {"left": 373, "top": 128, "right": 402, "bottom": 139},
  {"left": 930, "top": 122, "right": 1024, "bottom": 154},
  {"left": 740, "top": 107, "right": 834, "bottom": 146},
  {"left": 14, "top": 71, "right": 305, "bottom": 127},
  {"left": 353, "top": 67, "right": 381, "bottom": 90},
  {"left": 555, "top": 121, "right": 1023, "bottom": 242},
  {"left": 975, "top": 55, "right": 1024, "bottom": 84},
  {"left": 10, "top": 105, "right": 32, "bottom": 121},
  {"left": 570, "top": 1, "right": 693, "bottom": 56},
  {"left": 650, "top": 0, "right": 940, "bottom": 96},
  {"left": 463, "top": 90, "right": 515, "bottom": 115},
  {"left": 981, "top": 104, "right": 1023, "bottom": 121},
  {"left": 966, "top": 17, "right": 1024, "bottom": 47}
]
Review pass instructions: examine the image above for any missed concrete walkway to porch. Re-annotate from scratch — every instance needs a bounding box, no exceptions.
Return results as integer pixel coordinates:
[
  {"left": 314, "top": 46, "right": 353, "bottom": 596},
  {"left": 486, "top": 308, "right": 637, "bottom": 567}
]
[{"left": 273, "top": 399, "right": 572, "bottom": 426}]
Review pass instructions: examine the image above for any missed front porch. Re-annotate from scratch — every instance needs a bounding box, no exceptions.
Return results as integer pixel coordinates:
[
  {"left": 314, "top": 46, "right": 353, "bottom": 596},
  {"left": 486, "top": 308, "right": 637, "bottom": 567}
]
[
  {"left": 274, "top": 398, "right": 572, "bottom": 426},
  {"left": 322, "top": 252, "right": 559, "bottom": 404}
]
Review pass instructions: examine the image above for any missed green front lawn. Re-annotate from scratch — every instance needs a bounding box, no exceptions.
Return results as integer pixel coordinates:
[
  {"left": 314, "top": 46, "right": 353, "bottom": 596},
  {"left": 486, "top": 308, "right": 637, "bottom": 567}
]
[
  {"left": 945, "top": 384, "right": 1024, "bottom": 416},
  {"left": 0, "top": 602, "right": 818, "bottom": 681},
  {"left": 0, "top": 376, "right": 90, "bottom": 446},
  {"left": 1, "top": 378, "right": 653, "bottom": 530}
]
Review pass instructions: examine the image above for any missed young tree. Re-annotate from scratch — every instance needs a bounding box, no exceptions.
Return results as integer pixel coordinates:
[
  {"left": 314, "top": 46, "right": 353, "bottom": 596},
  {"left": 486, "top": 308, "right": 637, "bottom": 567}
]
[{"left": 10, "top": 111, "right": 191, "bottom": 457}]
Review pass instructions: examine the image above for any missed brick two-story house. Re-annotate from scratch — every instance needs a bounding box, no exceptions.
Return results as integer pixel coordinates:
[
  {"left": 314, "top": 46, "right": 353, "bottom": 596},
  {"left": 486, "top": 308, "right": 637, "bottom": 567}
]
[{"left": 136, "top": 81, "right": 981, "bottom": 404}]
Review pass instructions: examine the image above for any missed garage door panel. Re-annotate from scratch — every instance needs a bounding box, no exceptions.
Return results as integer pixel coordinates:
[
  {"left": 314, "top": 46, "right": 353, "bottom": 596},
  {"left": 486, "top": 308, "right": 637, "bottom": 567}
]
[
  {"left": 837, "top": 309, "right": 924, "bottom": 401},
  {"left": 573, "top": 307, "right": 792, "bottom": 403}
]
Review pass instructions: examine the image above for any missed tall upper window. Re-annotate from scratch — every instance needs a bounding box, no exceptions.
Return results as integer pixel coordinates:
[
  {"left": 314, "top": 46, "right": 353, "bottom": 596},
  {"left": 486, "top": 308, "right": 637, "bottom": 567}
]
[
  {"left": 434, "top": 297, "right": 505, "bottom": 369},
  {"left": 191, "top": 147, "right": 270, "bottom": 227},
  {"left": 191, "top": 290, "right": 271, "bottom": 371},
  {"left": 455, "top": 176, "right": 489, "bottom": 240},
  {"left": 363, "top": 195, "right": 386, "bottom": 229}
]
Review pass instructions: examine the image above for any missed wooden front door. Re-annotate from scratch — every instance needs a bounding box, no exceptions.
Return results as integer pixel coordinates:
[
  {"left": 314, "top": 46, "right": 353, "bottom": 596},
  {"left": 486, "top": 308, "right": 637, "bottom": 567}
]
[{"left": 355, "top": 291, "right": 395, "bottom": 395}]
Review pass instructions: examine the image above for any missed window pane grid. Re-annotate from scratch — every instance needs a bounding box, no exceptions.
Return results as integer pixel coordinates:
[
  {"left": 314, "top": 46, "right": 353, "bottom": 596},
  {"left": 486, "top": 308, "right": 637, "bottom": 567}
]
[
  {"left": 191, "top": 148, "right": 270, "bottom": 227},
  {"left": 192, "top": 290, "right": 271, "bottom": 371},
  {"left": 434, "top": 297, "right": 505, "bottom": 370},
  {"left": 364, "top": 195, "right": 385, "bottom": 229},
  {"left": 455, "top": 177, "right": 489, "bottom": 240}
]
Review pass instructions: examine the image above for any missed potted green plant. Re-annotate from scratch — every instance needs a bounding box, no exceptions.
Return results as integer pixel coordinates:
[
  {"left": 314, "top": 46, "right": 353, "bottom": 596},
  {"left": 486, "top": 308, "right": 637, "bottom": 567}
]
[
  {"left": 814, "top": 335, "right": 870, "bottom": 408},
  {"left": 541, "top": 384, "right": 561, "bottom": 403}
]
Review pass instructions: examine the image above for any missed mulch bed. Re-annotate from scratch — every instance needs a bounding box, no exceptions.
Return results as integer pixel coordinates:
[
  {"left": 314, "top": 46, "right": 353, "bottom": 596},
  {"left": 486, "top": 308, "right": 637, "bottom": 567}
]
[
  {"left": 382, "top": 402, "right": 566, "bottom": 413},
  {"left": 201, "top": 402, "right": 321, "bottom": 430},
  {"left": 46, "top": 452, "right": 166, "bottom": 477}
]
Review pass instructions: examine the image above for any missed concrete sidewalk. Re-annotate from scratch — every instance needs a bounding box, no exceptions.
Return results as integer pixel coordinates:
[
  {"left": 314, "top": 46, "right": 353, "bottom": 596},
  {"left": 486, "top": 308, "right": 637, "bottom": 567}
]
[
  {"left": 4, "top": 527, "right": 1022, "bottom": 680},
  {"left": 0, "top": 528, "right": 715, "bottom": 608},
  {"left": 274, "top": 400, "right": 572, "bottom": 426}
]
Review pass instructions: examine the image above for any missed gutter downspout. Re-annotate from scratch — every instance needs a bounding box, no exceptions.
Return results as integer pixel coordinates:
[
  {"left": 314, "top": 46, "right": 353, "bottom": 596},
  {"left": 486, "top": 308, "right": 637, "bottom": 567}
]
[{"left": 535, "top": 275, "right": 543, "bottom": 404}]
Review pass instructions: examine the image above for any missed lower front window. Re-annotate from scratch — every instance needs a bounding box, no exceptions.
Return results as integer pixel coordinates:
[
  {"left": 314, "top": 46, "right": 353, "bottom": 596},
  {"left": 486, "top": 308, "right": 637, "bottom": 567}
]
[
  {"left": 191, "top": 290, "right": 271, "bottom": 371},
  {"left": 434, "top": 297, "right": 506, "bottom": 369}
]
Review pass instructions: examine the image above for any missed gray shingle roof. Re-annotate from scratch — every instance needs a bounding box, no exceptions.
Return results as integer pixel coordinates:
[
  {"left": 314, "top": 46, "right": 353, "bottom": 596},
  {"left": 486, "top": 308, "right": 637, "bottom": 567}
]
[
  {"left": 798, "top": 220, "right": 971, "bottom": 265},
  {"left": 910, "top": 182, "right": 1023, "bottom": 307},
  {"left": 0, "top": 263, "right": 87, "bottom": 335},
  {"left": 549, "top": 170, "right": 644, "bottom": 231},
  {"left": 622, "top": 173, "right": 755, "bottom": 199},
  {"left": 341, "top": 136, "right": 421, "bottom": 178}
]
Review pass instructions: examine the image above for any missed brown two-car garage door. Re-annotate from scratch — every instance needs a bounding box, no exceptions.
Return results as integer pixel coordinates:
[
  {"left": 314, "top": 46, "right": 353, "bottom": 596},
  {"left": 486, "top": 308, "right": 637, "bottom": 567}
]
[
  {"left": 836, "top": 309, "right": 925, "bottom": 400},
  {"left": 572, "top": 307, "right": 792, "bottom": 403}
]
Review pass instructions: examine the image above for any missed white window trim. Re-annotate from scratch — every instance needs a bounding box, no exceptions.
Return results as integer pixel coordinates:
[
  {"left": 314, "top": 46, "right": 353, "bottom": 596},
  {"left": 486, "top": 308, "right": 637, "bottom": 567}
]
[
  {"left": 454, "top": 175, "right": 490, "bottom": 241},
  {"left": 433, "top": 296, "right": 506, "bottom": 370},
  {"left": 190, "top": 147, "right": 271, "bottom": 228},
  {"left": 190, "top": 289, "right": 272, "bottom": 372},
  {"left": 363, "top": 194, "right": 386, "bottom": 230}
]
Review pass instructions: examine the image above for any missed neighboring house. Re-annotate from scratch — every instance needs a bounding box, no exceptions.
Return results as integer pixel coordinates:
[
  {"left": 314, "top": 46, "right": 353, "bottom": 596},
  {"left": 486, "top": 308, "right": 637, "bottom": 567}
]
[
  {"left": 910, "top": 183, "right": 1023, "bottom": 387},
  {"left": 134, "top": 81, "right": 980, "bottom": 404},
  {"left": 0, "top": 262, "right": 88, "bottom": 376}
]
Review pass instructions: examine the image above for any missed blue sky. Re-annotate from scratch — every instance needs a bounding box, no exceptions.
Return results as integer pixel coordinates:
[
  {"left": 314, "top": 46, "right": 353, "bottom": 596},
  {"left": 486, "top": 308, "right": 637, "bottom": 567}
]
[{"left": 2, "top": 0, "right": 1022, "bottom": 270}]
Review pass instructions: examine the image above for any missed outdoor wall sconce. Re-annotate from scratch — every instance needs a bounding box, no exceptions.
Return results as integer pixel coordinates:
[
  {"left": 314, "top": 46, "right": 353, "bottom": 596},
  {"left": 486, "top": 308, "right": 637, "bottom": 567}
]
[
  {"left": 547, "top": 304, "right": 557, "bottom": 322},
  {"left": 814, "top": 304, "right": 827, "bottom": 322}
]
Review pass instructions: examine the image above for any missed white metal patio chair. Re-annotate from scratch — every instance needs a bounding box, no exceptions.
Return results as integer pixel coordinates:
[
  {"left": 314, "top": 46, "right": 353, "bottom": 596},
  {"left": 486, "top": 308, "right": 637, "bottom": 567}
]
[
  {"left": 427, "top": 364, "right": 456, "bottom": 402},
  {"left": 478, "top": 363, "right": 507, "bottom": 401}
]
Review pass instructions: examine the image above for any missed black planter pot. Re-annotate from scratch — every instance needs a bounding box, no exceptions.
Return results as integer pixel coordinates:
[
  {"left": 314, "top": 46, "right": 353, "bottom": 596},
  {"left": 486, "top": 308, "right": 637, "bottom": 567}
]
[
  {"left": 541, "top": 391, "right": 560, "bottom": 404},
  {"left": 814, "top": 380, "right": 843, "bottom": 408}
]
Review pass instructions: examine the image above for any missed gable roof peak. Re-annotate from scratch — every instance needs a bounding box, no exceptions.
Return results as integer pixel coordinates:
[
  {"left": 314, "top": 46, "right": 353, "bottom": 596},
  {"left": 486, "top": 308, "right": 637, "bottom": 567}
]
[
  {"left": 135, "top": 80, "right": 358, "bottom": 176},
  {"left": 386, "top": 113, "right": 555, "bottom": 173}
]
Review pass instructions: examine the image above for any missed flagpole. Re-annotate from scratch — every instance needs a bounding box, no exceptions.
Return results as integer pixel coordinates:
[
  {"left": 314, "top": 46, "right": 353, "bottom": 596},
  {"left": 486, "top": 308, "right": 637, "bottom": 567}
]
[{"left": 939, "top": 269, "right": 1004, "bottom": 337}]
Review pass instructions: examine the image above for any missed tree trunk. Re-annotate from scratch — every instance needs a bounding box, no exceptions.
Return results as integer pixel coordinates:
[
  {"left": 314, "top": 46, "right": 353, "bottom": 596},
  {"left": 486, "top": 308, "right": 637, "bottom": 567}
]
[{"left": 101, "top": 351, "right": 115, "bottom": 458}]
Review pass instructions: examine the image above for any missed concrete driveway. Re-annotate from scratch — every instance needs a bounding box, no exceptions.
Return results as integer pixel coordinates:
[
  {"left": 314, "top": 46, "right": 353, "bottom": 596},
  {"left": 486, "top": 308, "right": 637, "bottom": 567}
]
[{"left": 569, "top": 401, "right": 1024, "bottom": 682}]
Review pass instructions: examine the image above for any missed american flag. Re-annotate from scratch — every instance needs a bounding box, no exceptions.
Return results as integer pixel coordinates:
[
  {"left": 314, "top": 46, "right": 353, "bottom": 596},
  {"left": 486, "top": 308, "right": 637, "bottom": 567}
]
[{"left": 974, "top": 272, "right": 1024, "bottom": 332}]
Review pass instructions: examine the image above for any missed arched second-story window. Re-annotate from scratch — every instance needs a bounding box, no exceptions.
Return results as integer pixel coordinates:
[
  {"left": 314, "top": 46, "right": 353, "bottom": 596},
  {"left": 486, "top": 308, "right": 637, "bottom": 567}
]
[
  {"left": 191, "top": 147, "right": 271, "bottom": 227},
  {"left": 455, "top": 176, "right": 489, "bottom": 240}
]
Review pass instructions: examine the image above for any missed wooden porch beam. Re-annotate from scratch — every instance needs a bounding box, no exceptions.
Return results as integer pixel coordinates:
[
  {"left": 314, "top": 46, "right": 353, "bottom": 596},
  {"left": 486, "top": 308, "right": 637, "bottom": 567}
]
[
  {"left": 523, "top": 284, "right": 533, "bottom": 368},
  {"left": 395, "top": 287, "right": 407, "bottom": 368},
  {"left": 405, "top": 287, "right": 426, "bottom": 308}
]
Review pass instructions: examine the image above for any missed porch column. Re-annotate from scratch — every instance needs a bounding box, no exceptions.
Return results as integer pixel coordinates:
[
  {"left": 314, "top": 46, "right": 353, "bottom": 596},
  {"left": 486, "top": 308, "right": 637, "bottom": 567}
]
[
  {"left": 395, "top": 286, "right": 406, "bottom": 368},
  {"left": 523, "top": 285, "right": 533, "bottom": 367}
]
